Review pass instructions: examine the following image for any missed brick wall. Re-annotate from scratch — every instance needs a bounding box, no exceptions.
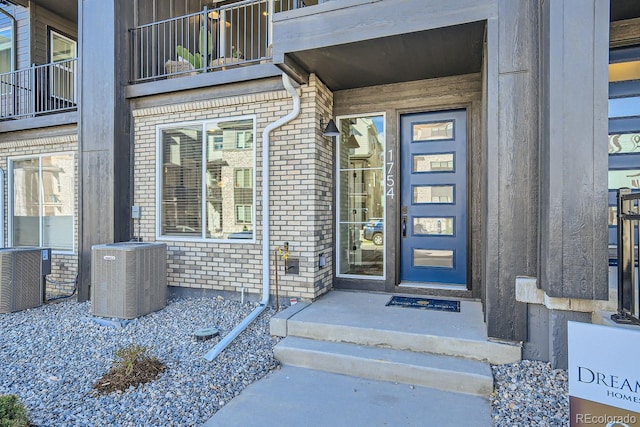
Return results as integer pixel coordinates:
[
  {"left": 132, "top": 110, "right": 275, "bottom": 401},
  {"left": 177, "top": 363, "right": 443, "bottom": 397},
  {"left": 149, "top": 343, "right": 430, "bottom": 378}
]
[
  {"left": 133, "top": 74, "right": 335, "bottom": 301},
  {"left": 0, "top": 130, "right": 79, "bottom": 296}
]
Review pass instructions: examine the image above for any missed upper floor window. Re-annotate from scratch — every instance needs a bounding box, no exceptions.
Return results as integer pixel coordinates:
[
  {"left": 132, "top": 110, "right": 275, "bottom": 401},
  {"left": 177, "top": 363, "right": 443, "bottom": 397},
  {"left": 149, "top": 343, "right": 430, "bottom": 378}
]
[
  {"left": 158, "top": 117, "right": 256, "bottom": 241},
  {"left": 9, "top": 154, "right": 75, "bottom": 252},
  {"left": 50, "top": 30, "right": 76, "bottom": 63},
  {"left": 49, "top": 30, "right": 77, "bottom": 104},
  {"left": 0, "top": 10, "right": 14, "bottom": 74}
]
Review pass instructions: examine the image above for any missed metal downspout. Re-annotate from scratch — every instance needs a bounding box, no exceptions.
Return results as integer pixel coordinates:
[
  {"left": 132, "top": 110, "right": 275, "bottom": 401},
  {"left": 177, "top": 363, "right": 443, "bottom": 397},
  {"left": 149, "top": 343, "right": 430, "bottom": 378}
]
[{"left": 204, "top": 73, "right": 301, "bottom": 361}]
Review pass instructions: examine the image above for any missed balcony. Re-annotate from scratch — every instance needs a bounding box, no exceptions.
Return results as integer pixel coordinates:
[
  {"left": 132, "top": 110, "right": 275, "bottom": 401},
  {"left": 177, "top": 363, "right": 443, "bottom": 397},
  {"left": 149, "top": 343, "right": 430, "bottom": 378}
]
[
  {"left": 0, "top": 59, "right": 78, "bottom": 120},
  {"left": 129, "top": 0, "right": 318, "bottom": 84}
]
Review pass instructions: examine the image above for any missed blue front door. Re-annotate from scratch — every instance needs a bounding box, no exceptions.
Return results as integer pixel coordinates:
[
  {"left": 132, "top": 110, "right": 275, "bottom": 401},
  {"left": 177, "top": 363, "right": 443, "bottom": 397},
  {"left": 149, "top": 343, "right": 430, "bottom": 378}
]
[{"left": 400, "top": 110, "right": 467, "bottom": 285}]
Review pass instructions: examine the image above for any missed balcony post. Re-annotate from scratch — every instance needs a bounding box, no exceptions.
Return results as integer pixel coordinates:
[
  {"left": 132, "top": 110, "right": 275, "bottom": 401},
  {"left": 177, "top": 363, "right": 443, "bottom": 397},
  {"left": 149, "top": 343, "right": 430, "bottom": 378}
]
[
  {"left": 220, "top": 8, "right": 226, "bottom": 58},
  {"left": 203, "top": 6, "right": 209, "bottom": 69},
  {"left": 268, "top": 0, "right": 274, "bottom": 49},
  {"left": 29, "top": 63, "right": 35, "bottom": 117}
]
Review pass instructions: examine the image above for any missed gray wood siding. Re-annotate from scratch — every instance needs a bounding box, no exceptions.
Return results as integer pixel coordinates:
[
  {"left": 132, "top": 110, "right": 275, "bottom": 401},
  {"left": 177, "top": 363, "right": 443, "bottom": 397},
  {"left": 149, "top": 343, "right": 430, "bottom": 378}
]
[
  {"left": 610, "top": 17, "right": 640, "bottom": 47},
  {"left": 0, "top": 3, "right": 30, "bottom": 70},
  {"left": 538, "top": 0, "right": 609, "bottom": 300},
  {"left": 31, "top": 3, "right": 77, "bottom": 65},
  {"left": 484, "top": 0, "right": 539, "bottom": 341},
  {"left": 78, "top": 0, "right": 135, "bottom": 301},
  {"left": 134, "top": 0, "right": 208, "bottom": 26}
]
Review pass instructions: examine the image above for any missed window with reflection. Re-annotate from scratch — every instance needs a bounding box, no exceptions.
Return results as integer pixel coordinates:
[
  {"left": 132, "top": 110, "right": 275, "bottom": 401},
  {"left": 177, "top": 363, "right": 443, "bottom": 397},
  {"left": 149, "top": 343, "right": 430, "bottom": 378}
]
[
  {"left": 413, "top": 153, "right": 454, "bottom": 172},
  {"left": 608, "top": 47, "right": 640, "bottom": 256},
  {"left": 159, "top": 117, "right": 255, "bottom": 240},
  {"left": 609, "top": 133, "right": 640, "bottom": 154},
  {"left": 0, "top": 10, "right": 13, "bottom": 99},
  {"left": 0, "top": 11, "right": 12, "bottom": 74},
  {"left": 337, "top": 114, "right": 385, "bottom": 277},
  {"left": 10, "top": 154, "right": 75, "bottom": 251},
  {"left": 413, "top": 249, "right": 454, "bottom": 268},
  {"left": 414, "top": 217, "right": 454, "bottom": 236},
  {"left": 412, "top": 121, "right": 454, "bottom": 141}
]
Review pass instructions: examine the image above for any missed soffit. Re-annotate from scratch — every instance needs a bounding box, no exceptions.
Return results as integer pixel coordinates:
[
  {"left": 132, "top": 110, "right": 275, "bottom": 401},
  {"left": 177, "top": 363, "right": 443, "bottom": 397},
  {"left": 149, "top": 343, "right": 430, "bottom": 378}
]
[
  {"left": 31, "top": 0, "right": 76, "bottom": 21},
  {"left": 611, "top": 0, "right": 640, "bottom": 22},
  {"left": 288, "top": 21, "right": 485, "bottom": 92}
]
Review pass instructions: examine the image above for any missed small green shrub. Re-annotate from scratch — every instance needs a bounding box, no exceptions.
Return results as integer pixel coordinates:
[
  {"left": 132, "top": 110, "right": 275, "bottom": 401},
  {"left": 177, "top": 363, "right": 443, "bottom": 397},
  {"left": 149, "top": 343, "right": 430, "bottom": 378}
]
[
  {"left": 115, "top": 344, "right": 147, "bottom": 376},
  {"left": 0, "top": 394, "right": 29, "bottom": 427}
]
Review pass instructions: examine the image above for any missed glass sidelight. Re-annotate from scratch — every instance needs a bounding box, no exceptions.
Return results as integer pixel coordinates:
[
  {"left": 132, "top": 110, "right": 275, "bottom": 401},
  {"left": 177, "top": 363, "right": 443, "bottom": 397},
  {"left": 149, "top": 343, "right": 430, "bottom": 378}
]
[{"left": 337, "top": 114, "right": 385, "bottom": 277}]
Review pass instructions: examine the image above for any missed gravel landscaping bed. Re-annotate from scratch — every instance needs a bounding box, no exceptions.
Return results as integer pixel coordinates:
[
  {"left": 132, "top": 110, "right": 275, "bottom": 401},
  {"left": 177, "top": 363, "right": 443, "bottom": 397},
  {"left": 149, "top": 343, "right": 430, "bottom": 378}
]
[
  {"left": 2, "top": 297, "right": 574, "bottom": 427},
  {"left": 492, "top": 360, "right": 569, "bottom": 427},
  {"left": 0, "top": 297, "right": 279, "bottom": 426}
]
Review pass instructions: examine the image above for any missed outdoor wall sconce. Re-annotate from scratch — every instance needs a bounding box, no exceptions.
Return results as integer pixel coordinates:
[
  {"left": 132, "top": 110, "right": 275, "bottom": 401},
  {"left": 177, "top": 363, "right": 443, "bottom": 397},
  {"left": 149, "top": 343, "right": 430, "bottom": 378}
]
[{"left": 321, "top": 117, "right": 340, "bottom": 138}]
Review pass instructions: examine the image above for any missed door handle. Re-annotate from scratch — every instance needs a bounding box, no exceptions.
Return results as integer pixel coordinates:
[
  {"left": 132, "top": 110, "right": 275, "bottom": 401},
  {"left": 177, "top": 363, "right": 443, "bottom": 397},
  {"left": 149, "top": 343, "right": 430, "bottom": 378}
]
[{"left": 402, "top": 215, "right": 407, "bottom": 238}]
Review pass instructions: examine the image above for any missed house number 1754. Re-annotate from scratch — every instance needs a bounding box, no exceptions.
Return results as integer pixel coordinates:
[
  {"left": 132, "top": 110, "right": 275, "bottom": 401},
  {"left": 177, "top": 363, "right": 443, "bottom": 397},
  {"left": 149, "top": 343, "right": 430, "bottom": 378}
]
[{"left": 386, "top": 149, "right": 395, "bottom": 199}]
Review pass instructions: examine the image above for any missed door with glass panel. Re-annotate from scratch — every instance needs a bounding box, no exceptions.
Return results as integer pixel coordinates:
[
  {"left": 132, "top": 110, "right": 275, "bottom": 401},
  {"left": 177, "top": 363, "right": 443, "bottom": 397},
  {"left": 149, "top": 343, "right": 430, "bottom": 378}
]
[{"left": 400, "top": 110, "right": 467, "bottom": 285}]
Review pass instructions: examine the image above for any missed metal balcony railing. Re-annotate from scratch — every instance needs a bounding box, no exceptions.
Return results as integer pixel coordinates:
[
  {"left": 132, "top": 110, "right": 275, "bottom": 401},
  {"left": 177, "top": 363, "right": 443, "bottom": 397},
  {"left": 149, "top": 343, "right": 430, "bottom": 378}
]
[
  {"left": 613, "top": 187, "right": 640, "bottom": 326},
  {"left": 0, "top": 58, "right": 78, "bottom": 120},
  {"left": 130, "top": 0, "right": 308, "bottom": 83},
  {"left": 278, "top": 0, "right": 319, "bottom": 8}
]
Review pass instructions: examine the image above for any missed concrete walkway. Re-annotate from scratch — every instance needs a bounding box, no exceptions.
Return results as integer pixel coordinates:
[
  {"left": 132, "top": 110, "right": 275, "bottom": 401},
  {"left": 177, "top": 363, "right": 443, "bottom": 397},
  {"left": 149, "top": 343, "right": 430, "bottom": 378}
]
[{"left": 204, "top": 365, "right": 493, "bottom": 427}]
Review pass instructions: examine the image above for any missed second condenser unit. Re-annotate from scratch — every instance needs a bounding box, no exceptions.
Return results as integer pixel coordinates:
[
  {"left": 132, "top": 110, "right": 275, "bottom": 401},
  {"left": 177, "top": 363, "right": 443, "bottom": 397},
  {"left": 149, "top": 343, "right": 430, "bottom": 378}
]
[
  {"left": 0, "top": 247, "right": 45, "bottom": 314},
  {"left": 91, "top": 242, "right": 167, "bottom": 319}
]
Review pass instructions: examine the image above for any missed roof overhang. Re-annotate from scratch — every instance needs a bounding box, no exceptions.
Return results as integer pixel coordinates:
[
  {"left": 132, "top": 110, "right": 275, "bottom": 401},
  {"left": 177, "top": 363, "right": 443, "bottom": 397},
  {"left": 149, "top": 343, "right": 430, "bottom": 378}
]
[
  {"left": 29, "top": 0, "right": 76, "bottom": 22},
  {"left": 611, "top": 0, "right": 640, "bottom": 22},
  {"left": 283, "top": 20, "right": 485, "bottom": 92}
]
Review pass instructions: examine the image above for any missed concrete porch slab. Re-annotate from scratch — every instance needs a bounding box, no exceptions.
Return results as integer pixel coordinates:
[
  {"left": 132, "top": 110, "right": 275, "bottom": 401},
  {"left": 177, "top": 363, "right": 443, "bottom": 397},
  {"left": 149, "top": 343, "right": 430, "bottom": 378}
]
[{"left": 271, "top": 290, "right": 521, "bottom": 364}]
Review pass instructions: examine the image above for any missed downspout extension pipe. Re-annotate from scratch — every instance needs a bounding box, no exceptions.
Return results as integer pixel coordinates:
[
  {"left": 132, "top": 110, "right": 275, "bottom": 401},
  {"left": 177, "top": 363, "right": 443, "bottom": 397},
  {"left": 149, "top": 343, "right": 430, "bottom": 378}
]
[{"left": 204, "top": 73, "right": 301, "bottom": 361}]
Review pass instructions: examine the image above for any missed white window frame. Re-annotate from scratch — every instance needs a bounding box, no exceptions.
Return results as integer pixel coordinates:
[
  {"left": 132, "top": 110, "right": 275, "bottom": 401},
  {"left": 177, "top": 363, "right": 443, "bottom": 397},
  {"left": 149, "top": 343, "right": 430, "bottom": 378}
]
[
  {"left": 155, "top": 115, "right": 257, "bottom": 243},
  {"left": 8, "top": 152, "right": 76, "bottom": 254},
  {"left": 0, "top": 8, "right": 15, "bottom": 74},
  {"left": 49, "top": 29, "right": 77, "bottom": 104},
  {"left": 234, "top": 167, "right": 253, "bottom": 188},
  {"left": 0, "top": 24, "right": 12, "bottom": 73},
  {"left": 336, "top": 112, "right": 387, "bottom": 280},
  {"left": 235, "top": 204, "right": 252, "bottom": 224},
  {"left": 235, "top": 130, "right": 252, "bottom": 149}
]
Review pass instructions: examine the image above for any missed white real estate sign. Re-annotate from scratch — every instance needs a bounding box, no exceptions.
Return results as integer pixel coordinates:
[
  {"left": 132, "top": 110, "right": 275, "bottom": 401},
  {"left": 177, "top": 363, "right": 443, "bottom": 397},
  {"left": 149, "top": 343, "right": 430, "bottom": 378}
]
[{"left": 568, "top": 321, "right": 640, "bottom": 426}]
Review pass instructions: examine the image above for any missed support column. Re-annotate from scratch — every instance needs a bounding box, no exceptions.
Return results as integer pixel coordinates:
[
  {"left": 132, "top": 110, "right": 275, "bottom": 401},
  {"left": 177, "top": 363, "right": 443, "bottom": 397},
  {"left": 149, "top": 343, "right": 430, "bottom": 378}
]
[
  {"left": 77, "top": 0, "right": 134, "bottom": 301},
  {"left": 539, "top": 0, "right": 609, "bottom": 300},
  {"left": 484, "top": 0, "right": 539, "bottom": 342}
]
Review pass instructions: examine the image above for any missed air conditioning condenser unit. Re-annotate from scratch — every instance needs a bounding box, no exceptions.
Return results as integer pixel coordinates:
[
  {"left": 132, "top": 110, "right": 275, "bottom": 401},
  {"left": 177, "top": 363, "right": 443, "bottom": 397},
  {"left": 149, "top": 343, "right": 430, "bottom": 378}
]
[
  {"left": 0, "top": 248, "right": 43, "bottom": 313},
  {"left": 91, "top": 242, "right": 167, "bottom": 319}
]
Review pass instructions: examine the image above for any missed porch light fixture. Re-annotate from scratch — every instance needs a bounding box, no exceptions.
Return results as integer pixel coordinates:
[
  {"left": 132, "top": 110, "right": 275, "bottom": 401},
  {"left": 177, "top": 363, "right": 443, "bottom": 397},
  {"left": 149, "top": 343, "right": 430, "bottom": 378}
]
[{"left": 321, "top": 118, "right": 340, "bottom": 137}]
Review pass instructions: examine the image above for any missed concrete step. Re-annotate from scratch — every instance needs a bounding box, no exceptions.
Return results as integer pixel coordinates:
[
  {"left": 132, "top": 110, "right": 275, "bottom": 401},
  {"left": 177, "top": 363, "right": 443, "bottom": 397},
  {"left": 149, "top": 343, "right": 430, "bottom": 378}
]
[
  {"left": 270, "top": 298, "right": 520, "bottom": 365},
  {"left": 274, "top": 336, "right": 495, "bottom": 397},
  {"left": 284, "top": 318, "right": 518, "bottom": 365}
]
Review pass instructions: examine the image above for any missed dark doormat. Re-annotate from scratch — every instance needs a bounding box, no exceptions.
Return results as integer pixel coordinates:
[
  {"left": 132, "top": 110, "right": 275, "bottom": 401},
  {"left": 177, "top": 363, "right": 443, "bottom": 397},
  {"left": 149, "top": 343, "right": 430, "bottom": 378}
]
[{"left": 386, "top": 296, "right": 460, "bottom": 312}]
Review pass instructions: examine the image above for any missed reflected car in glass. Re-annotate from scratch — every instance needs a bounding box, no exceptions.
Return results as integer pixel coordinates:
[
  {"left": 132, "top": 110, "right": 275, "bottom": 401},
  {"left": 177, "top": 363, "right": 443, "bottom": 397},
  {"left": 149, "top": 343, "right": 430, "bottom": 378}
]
[{"left": 363, "top": 218, "right": 384, "bottom": 246}]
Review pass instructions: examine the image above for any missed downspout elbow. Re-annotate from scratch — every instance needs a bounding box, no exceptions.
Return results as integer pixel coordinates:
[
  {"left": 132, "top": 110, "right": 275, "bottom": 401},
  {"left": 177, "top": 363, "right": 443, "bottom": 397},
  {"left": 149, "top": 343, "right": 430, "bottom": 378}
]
[{"left": 204, "top": 73, "right": 300, "bottom": 361}]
